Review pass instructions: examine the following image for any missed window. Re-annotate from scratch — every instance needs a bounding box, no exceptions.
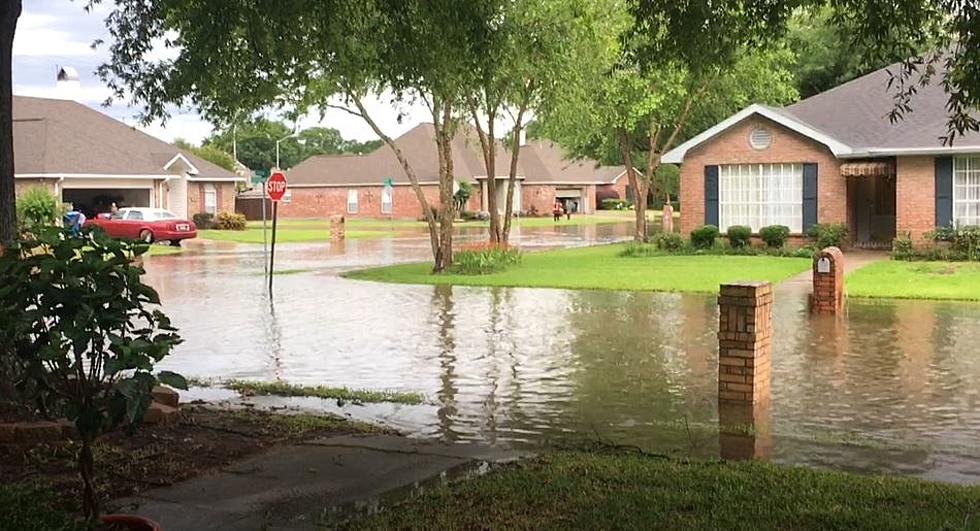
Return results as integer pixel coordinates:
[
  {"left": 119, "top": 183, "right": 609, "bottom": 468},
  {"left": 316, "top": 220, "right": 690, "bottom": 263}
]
[
  {"left": 953, "top": 156, "right": 980, "bottom": 226},
  {"left": 719, "top": 163, "right": 802, "bottom": 232},
  {"left": 381, "top": 186, "right": 393, "bottom": 214},
  {"left": 125, "top": 210, "right": 144, "bottom": 220},
  {"left": 203, "top": 184, "right": 217, "bottom": 214},
  {"left": 347, "top": 189, "right": 358, "bottom": 213},
  {"left": 749, "top": 128, "right": 772, "bottom": 150}
]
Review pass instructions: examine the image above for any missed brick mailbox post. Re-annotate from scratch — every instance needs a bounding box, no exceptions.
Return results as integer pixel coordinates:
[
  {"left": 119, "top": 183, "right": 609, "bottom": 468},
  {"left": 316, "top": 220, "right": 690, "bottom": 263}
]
[
  {"left": 329, "top": 215, "right": 346, "bottom": 241},
  {"left": 717, "top": 281, "right": 773, "bottom": 404},
  {"left": 810, "top": 246, "right": 844, "bottom": 314}
]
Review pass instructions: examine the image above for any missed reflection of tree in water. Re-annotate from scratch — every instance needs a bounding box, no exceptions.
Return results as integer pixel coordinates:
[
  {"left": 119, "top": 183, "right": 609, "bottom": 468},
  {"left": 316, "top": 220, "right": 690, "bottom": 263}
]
[
  {"left": 561, "top": 290, "right": 715, "bottom": 452},
  {"left": 431, "top": 285, "right": 459, "bottom": 442}
]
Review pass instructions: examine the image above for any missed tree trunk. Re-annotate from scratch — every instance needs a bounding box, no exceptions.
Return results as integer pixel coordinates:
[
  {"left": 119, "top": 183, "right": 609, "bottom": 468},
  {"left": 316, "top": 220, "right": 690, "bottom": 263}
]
[
  {"left": 501, "top": 101, "right": 528, "bottom": 244},
  {"left": 0, "top": 0, "right": 21, "bottom": 244},
  {"left": 79, "top": 436, "right": 99, "bottom": 519},
  {"left": 432, "top": 99, "right": 455, "bottom": 272},
  {"left": 470, "top": 103, "right": 500, "bottom": 243},
  {"left": 617, "top": 128, "right": 647, "bottom": 242}
]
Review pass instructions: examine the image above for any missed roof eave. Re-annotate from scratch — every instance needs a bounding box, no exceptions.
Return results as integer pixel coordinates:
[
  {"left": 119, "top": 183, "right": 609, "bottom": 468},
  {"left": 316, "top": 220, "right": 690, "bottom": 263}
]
[{"left": 660, "top": 104, "right": 853, "bottom": 164}]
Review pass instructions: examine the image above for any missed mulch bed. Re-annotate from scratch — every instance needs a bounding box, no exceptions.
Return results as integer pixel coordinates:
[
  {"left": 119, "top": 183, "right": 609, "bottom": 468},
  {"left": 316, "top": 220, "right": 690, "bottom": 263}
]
[{"left": 0, "top": 405, "right": 365, "bottom": 509}]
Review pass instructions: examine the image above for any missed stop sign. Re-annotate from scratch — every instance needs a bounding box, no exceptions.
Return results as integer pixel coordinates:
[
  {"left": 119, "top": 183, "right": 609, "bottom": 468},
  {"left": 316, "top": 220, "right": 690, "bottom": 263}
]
[{"left": 266, "top": 171, "right": 287, "bottom": 201}]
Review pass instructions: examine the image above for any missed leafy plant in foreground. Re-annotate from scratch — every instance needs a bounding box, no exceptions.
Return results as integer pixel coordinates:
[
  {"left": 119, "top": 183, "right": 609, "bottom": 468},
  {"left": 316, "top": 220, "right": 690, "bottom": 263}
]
[{"left": 0, "top": 227, "right": 186, "bottom": 521}]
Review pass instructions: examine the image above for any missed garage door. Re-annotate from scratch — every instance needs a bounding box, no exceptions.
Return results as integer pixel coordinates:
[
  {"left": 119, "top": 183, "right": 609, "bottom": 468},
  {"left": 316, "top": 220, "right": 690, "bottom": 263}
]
[
  {"left": 63, "top": 188, "right": 152, "bottom": 217},
  {"left": 555, "top": 188, "right": 582, "bottom": 199}
]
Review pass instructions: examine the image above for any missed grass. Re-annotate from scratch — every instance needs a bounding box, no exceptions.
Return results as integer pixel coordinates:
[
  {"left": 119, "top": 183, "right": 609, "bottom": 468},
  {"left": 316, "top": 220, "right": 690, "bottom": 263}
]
[
  {"left": 198, "top": 228, "right": 389, "bottom": 243},
  {"left": 348, "top": 450, "right": 980, "bottom": 530},
  {"left": 145, "top": 244, "right": 185, "bottom": 256},
  {"left": 847, "top": 260, "right": 980, "bottom": 301},
  {"left": 223, "top": 379, "right": 425, "bottom": 405},
  {"left": 345, "top": 244, "right": 810, "bottom": 293}
]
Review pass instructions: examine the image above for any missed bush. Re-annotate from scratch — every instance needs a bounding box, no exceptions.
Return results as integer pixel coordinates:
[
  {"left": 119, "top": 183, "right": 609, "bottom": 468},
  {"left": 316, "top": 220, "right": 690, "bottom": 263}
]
[
  {"left": 0, "top": 227, "right": 185, "bottom": 520},
  {"left": 806, "top": 223, "right": 848, "bottom": 249},
  {"left": 193, "top": 212, "right": 215, "bottom": 229},
  {"left": 690, "top": 225, "right": 720, "bottom": 250},
  {"left": 459, "top": 210, "right": 479, "bottom": 221},
  {"left": 759, "top": 225, "right": 791, "bottom": 249},
  {"left": 726, "top": 225, "right": 752, "bottom": 248},
  {"left": 451, "top": 243, "right": 522, "bottom": 274},
  {"left": 654, "top": 231, "right": 685, "bottom": 252},
  {"left": 892, "top": 233, "right": 914, "bottom": 261},
  {"left": 618, "top": 242, "right": 660, "bottom": 257},
  {"left": 15, "top": 187, "right": 63, "bottom": 230},
  {"left": 213, "top": 211, "right": 247, "bottom": 230},
  {"left": 600, "top": 198, "right": 631, "bottom": 211},
  {"left": 947, "top": 226, "right": 980, "bottom": 260}
]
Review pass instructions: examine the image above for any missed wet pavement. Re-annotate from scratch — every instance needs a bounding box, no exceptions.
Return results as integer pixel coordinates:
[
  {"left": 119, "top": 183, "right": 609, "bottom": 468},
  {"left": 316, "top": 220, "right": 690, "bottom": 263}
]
[{"left": 145, "top": 222, "right": 980, "bottom": 484}]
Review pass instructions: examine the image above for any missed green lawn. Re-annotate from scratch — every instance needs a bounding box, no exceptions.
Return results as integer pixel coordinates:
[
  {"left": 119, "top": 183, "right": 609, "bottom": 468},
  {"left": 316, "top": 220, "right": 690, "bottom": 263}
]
[
  {"left": 847, "top": 260, "right": 980, "bottom": 301},
  {"left": 198, "top": 228, "right": 389, "bottom": 243},
  {"left": 349, "top": 451, "right": 980, "bottom": 530},
  {"left": 345, "top": 244, "right": 809, "bottom": 293},
  {"left": 144, "top": 245, "right": 184, "bottom": 256}
]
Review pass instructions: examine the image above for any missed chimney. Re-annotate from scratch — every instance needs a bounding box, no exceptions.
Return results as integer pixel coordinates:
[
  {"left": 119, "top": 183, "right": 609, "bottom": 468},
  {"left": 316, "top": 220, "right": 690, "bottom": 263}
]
[{"left": 56, "top": 66, "right": 81, "bottom": 100}]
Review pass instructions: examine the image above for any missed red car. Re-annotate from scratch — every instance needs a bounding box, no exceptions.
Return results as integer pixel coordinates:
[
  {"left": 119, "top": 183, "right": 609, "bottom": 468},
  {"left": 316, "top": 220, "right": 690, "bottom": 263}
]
[{"left": 87, "top": 207, "right": 197, "bottom": 246}]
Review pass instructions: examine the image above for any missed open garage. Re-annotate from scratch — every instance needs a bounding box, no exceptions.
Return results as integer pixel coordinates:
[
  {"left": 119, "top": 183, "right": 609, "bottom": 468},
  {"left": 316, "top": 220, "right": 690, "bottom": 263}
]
[{"left": 62, "top": 188, "right": 152, "bottom": 217}]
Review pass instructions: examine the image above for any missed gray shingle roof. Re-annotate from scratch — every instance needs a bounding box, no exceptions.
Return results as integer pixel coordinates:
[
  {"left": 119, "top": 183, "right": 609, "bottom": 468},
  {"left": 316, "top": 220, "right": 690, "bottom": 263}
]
[
  {"left": 13, "top": 95, "right": 237, "bottom": 178},
  {"left": 287, "top": 123, "right": 627, "bottom": 186}
]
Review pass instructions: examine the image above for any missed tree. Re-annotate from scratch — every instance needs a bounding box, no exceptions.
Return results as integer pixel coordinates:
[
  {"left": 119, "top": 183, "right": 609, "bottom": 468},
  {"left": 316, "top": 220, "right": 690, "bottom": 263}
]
[
  {"left": 204, "top": 118, "right": 303, "bottom": 171},
  {"left": 468, "top": 0, "right": 614, "bottom": 244},
  {"left": 173, "top": 138, "right": 236, "bottom": 171},
  {"left": 0, "top": 0, "right": 21, "bottom": 244},
  {"left": 539, "top": 3, "right": 798, "bottom": 241}
]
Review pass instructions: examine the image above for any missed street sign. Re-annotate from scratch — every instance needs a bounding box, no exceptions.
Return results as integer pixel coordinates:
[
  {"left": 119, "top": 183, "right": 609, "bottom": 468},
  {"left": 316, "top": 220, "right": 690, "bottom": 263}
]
[
  {"left": 250, "top": 172, "right": 268, "bottom": 185},
  {"left": 382, "top": 177, "right": 394, "bottom": 187},
  {"left": 266, "top": 171, "right": 288, "bottom": 201}
]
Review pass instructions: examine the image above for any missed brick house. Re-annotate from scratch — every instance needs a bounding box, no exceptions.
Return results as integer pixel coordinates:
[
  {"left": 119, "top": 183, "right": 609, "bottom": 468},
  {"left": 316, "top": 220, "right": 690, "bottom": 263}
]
[
  {"left": 662, "top": 63, "right": 980, "bottom": 247},
  {"left": 13, "top": 95, "right": 243, "bottom": 219},
  {"left": 278, "top": 123, "right": 631, "bottom": 219}
]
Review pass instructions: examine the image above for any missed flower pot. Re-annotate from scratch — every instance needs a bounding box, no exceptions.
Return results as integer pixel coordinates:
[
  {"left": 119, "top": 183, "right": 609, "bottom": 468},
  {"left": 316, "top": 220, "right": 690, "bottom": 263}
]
[{"left": 100, "top": 514, "right": 162, "bottom": 531}]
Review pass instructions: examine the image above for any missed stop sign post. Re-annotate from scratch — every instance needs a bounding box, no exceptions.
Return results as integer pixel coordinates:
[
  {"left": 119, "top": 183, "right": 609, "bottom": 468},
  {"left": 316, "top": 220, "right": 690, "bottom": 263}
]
[{"left": 266, "top": 171, "right": 288, "bottom": 296}]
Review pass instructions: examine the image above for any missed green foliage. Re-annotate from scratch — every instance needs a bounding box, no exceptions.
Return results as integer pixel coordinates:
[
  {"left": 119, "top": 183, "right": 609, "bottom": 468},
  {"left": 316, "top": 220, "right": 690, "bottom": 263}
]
[
  {"left": 460, "top": 210, "right": 479, "bottom": 221},
  {"left": 600, "top": 198, "right": 632, "bottom": 210},
  {"left": 192, "top": 212, "right": 215, "bottom": 230},
  {"left": 726, "top": 225, "right": 752, "bottom": 248},
  {"left": 451, "top": 244, "right": 523, "bottom": 275},
  {"left": 174, "top": 138, "right": 237, "bottom": 172},
  {"left": 0, "top": 227, "right": 184, "bottom": 518},
  {"left": 892, "top": 233, "right": 915, "bottom": 261},
  {"left": 654, "top": 231, "right": 685, "bottom": 252},
  {"left": 453, "top": 180, "right": 472, "bottom": 212},
  {"left": 223, "top": 379, "right": 424, "bottom": 405},
  {"left": 946, "top": 226, "right": 980, "bottom": 260},
  {"left": 618, "top": 242, "right": 660, "bottom": 257},
  {"left": 690, "top": 225, "right": 720, "bottom": 250},
  {"left": 0, "top": 482, "right": 86, "bottom": 531},
  {"left": 213, "top": 211, "right": 247, "bottom": 231},
  {"left": 15, "top": 187, "right": 63, "bottom": 231},
  {"left": 759, "top": 225, "right": 791, "bottom": 249},
  {"left": 806, "top": 223, "right": 848, "bottom": 249}
]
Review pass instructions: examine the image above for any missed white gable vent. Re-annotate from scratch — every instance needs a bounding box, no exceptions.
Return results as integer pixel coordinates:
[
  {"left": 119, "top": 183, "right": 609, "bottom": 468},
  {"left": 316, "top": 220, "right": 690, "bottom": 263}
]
[{"left": 749, "top": 127, "right": 772, "bottom": 150}]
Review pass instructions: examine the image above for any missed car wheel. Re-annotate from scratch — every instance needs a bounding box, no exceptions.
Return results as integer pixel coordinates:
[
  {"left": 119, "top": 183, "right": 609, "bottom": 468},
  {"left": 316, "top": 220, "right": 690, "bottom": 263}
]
[
  {"left": 169, "top": 239, "right": 182, "bottom": 247},
  {"left": 139, "top": 230, "right": 154, "bottom": 243}
]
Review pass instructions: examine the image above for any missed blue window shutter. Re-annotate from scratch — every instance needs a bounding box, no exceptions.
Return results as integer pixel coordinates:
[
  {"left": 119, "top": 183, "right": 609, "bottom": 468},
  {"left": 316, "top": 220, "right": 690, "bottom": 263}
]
[
  {"left": 802, "top": 163, "right": 818, "bottom": 231},
  {"left": 935, "top": 156, "right": 953, "bottom": 227},
  {"left": 704, "top": 165, "right": 719, "bottom": 227}
]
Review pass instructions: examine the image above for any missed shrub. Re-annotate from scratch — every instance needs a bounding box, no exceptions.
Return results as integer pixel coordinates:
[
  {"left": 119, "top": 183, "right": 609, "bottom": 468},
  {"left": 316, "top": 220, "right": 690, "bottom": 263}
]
[
  {"left": 451, "top": 242, "right": 522, "bottom": 274},
  {"left": 193, "top": 212, "right": 215, "bottom": 229},
  {"left": 213, "top": 210, "right": 247, "bottom": 230},
  {"left": 654, "top": 231, "right": 685, "bottom": 252},
  {"left": 948, "top": 226, "right": 980, "bottom": 260},
  {"left": 600, "top": 198, "right": 631, "bottom": 210},
  {"left": 618, "top": 242, "right": 660, "bottom": 257},
  {"left": 806, "top": 223, "right": 848, "bottom": 249},
  {"left": 0, "top": 227, "right": 185, "bottom": 521},
  {"left": 892, "top": 233, "right": 914, "bottom": 261},
  {"left": 690, "top": 225, "right": 720, "bottom": 250},
  {"left": 726, "top": 225, "right": 752, "bottom": 248},
  {"left": 15, "top": 187, "right": 63, "bottom": 230},
  {"left": 759, "top": 225, "right": 791, "bottom": 249},
  {"left": 459, "top": 210, "right": 479, "bottom": 221}
]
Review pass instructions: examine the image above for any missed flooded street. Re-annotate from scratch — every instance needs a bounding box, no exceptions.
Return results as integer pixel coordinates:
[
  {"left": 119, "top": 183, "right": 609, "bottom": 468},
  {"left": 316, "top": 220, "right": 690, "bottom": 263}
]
[{"left": 146, "top": 222, "right": 980, "bottom": 484}]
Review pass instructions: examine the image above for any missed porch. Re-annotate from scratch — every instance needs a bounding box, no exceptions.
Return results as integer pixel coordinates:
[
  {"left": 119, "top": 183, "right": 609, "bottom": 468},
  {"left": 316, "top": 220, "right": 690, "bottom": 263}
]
[{"left": 843, "top": 159, "right": 896, "bottom": 250}]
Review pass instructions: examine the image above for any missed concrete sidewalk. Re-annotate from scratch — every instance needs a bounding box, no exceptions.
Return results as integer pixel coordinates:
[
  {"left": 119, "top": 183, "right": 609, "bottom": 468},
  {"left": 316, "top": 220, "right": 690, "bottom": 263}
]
[
  {"left": 111, "top": 434, "right": 526, "bottom": 531},
  {"left": 776, "top": 249, "right": 886, "bottom": 294}
]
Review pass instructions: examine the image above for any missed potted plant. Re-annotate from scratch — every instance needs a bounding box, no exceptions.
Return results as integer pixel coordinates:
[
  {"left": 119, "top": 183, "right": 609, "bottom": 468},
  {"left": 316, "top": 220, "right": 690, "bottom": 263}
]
[{"left": 0, "top": 227, "right": 187, "bottom": 529}]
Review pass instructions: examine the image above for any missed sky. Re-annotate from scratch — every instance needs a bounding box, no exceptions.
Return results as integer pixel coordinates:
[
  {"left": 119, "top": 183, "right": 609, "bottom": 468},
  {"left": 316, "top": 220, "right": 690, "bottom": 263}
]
[{"left": 12, "top": 0, "right": 431, "bottom": 145}]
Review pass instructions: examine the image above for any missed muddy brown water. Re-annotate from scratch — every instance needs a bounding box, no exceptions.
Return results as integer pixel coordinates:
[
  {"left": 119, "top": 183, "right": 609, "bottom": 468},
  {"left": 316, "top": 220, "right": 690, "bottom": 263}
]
[{"left": 146, "top": 223, "right": 980, "bottom": 483}]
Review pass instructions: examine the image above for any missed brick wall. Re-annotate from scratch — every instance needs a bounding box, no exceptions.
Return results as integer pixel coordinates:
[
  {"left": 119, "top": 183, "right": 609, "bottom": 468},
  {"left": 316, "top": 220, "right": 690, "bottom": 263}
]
[
  {"left": 597, "top": 171, "right": 629, "bottom": 202},
  {"left": 521, "top": 184, "right": 555, "bottom": 217},
  {"left": 678, "top": 115, "right": 844, "bottom": 236},
  {"left": 275, "top": 184, "right": 442, "bottom": 219},
  {"left": 895, "top": 156, "right": 935, "bottom": 242},
  {"left": 185, "top": 181, "right": 237, "bottom": 217}
]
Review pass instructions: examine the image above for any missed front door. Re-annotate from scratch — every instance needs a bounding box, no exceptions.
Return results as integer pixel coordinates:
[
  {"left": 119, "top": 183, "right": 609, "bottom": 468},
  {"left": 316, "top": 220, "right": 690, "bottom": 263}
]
[{"left": 847, "top": 174, "right": 896, "bottom": 248}]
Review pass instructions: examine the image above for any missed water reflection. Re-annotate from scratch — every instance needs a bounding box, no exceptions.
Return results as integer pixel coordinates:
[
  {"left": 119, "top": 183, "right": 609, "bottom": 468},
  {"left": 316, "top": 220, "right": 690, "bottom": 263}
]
[{"left": 148, "top": 229, "right": 980, "bottom": 483}]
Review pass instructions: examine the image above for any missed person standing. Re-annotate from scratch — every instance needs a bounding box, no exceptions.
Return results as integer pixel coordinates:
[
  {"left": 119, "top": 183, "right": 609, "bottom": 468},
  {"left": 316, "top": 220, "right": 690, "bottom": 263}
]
[{"left": 553, "top": 199, "right": 563, "bottom": 222}]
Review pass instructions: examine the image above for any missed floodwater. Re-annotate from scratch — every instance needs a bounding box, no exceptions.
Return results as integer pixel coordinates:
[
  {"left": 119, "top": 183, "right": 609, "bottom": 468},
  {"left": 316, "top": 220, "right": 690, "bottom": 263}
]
[{"left": 147, "top": 222, "right": 980, "bottom": 483}]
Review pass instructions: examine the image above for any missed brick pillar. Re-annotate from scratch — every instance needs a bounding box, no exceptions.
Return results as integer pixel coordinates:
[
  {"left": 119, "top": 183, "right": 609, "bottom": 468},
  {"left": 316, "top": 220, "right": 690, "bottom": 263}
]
[
  {"left": 810, "top": 246, "right": 844, "bottom": 314},
  {"left": 329, "top": 215, "right": 345, "bottom": 241},
  {"left": 718, "top": 281, "right": 773, "bottom": 404},
  {"left": 718, "top": 399, "right": 771, "bottom": 460}
]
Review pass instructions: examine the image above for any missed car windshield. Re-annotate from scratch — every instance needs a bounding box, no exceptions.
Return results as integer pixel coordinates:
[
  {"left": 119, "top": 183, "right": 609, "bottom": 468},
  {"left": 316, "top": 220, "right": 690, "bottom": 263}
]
[{"left": 153, "top": 210, "right": 178, "bottom": 220}]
